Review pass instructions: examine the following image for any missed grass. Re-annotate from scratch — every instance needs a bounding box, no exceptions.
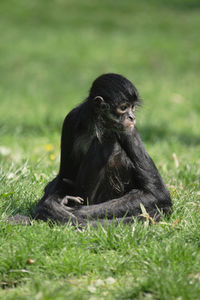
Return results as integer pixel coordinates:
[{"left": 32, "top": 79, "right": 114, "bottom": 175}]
[{"left": 0, "top": 0, "right": 200, "bottom": 299}]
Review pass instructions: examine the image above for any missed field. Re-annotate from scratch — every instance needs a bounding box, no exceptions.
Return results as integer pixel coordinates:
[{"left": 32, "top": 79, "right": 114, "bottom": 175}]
[{"left": 0, "top": 0, "right": 200, "bottom": 299}]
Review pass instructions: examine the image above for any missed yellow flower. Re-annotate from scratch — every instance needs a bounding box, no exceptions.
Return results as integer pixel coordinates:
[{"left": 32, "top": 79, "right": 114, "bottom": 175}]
[
  {"left": 49, "top": 154, "right": 56, "bottom": 160},
  {"left": 44, "top": 144, "right": 53, "bottom": 152}
]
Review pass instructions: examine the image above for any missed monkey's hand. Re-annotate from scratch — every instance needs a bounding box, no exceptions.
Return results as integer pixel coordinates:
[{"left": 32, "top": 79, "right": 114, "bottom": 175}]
[{"left": 61, "top": 196, "right": 84, "bottom": 207}]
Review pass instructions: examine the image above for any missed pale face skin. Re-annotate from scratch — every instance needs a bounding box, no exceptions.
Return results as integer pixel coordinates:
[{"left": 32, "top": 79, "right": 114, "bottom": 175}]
[{"left": 116, "top": 102, "right": 136, "bottom": 132}]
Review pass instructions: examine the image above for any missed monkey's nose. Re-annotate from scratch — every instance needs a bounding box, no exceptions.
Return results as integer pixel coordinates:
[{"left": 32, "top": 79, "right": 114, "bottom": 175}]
[{"left": 128, "top": 115, "right": 135, "bottom": 121}]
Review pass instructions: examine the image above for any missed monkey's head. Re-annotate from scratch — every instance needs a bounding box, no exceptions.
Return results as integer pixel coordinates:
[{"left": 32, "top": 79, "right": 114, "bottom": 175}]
[{"left": 89, "top": 73, "right": 141, "bottom": 133}]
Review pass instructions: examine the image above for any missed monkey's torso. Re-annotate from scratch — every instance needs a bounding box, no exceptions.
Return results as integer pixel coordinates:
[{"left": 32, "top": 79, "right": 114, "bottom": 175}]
[{"left": 73, "top": 132, "right": 135, "bottom": 205}]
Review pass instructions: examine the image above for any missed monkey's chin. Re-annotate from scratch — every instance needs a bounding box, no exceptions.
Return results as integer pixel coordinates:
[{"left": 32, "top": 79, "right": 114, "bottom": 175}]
[
  {"left": 123, "top": 120, "right": 136, "bottom": 132},
  {"left": 124, "top": 124, "right": 134, "bottom": 133}
]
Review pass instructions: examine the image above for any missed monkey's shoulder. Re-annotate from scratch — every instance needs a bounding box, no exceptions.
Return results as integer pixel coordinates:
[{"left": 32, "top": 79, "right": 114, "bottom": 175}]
[{"left": 72, "top": 130, "right": 95, "bottom": 160}]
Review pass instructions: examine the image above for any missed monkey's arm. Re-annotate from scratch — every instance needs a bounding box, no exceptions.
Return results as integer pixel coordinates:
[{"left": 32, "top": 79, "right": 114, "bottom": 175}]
[{"left": 117, "top": 128, "right": 171, "bottom": 200}]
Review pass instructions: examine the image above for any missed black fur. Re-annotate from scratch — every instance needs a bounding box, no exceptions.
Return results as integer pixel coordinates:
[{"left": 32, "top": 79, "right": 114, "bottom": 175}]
[{"left": 32, "top": 73, "right": 172, "bottom": 225}]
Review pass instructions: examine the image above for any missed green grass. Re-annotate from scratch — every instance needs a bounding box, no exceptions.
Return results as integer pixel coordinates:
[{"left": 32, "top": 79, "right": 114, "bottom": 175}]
[{"left": 0, "top": 0, "right": 200, "bottom": 299}]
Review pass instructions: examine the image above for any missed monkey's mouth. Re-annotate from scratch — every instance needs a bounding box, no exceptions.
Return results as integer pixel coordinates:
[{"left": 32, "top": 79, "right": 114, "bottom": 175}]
[{"left": 123, "top": 119, "right": 136, "bottom": 130}]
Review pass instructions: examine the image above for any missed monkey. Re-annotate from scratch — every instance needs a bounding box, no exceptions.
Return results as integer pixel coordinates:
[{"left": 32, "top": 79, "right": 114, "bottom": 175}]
[{"left": 32, "top": 73, "right": 172, "bottom": 226}]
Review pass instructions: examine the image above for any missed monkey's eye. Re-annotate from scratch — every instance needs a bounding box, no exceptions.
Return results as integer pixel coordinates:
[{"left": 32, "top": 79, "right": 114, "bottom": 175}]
[{"left": 119, "top": 104, "right": 128, "bottom": 112}]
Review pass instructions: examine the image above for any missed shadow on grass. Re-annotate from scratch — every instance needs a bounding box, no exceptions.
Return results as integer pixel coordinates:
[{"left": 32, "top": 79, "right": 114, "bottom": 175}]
[
  {"left": 162, "top": 0, "right": 200, "bottom": 10},
  {"left": 140, "top": 124, "right": 200, "bottom": 146},
  {"left": 148, "top": 0, "right": 200, "bottom": 10}
]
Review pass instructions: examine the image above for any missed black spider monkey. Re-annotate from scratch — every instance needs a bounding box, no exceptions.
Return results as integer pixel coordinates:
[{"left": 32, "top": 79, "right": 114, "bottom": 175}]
[{"left": 32, "top": 73, "right": 172, "bottom": 225}]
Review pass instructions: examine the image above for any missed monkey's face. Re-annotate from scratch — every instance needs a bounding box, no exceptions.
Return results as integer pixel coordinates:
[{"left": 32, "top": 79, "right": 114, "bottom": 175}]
[
  {"left": 94, "top": 96, "right": 137, "bottom": 133},
  {"left": 105, "top": 102, "right": 136, "bottom": 133},
  {"left": 115, "top": 102, "right": 136, "bottom": 131}
]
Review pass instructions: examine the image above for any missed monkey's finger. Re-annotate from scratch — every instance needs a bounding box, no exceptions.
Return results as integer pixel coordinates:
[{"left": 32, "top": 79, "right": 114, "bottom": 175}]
[
  {"left": 61, "top": 197, "right": 74, "bottom": 208},
  {"left": 65, "top": 196, "right": 84, "bottom": 204},
  {"left": 75, "top": 197, "right": 84, "bottom": 204}
]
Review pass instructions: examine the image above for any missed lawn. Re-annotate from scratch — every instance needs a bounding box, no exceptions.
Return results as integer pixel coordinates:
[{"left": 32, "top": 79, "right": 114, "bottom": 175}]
[{"left": 0, "top": 0, "right": 200, "bottom": 299}]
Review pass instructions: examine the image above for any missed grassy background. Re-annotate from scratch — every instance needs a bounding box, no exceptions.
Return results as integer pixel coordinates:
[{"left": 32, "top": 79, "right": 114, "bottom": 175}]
[{"left": 0, "top": 0, "right": 200, "bottom": 299}]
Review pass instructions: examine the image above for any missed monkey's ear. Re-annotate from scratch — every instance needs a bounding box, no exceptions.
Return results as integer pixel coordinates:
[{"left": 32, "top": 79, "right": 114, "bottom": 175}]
[
  {"left": 94, "top": 96, "right": 110, "bottom": 111},
  {"left": 94, "top": 96, "right": 104, "bottom": 105}
]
